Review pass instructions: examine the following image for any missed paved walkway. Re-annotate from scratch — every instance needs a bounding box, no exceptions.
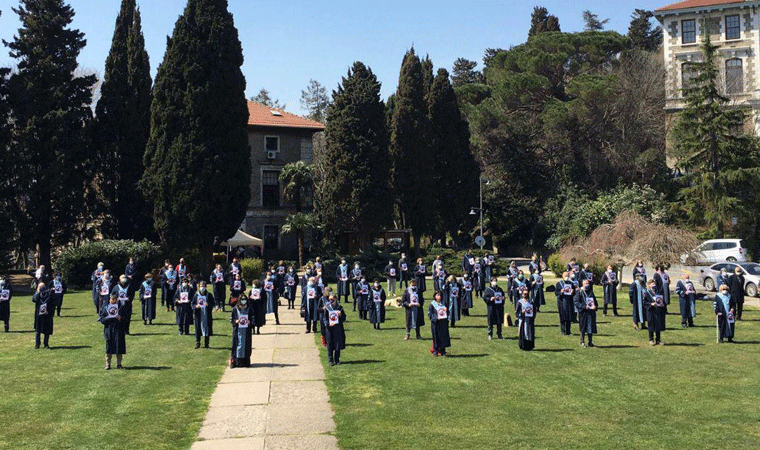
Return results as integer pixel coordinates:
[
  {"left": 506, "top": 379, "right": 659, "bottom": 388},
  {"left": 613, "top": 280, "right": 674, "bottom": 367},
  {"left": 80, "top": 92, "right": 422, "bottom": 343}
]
[{"left": 191, "top": 305, "right": 338, "bottom": 450}]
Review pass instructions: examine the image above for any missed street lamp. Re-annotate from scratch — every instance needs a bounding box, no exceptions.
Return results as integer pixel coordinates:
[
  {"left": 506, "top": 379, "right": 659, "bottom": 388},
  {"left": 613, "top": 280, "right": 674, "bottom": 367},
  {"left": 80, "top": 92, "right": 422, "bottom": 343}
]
[{"left": 470, "top": 174, "right": 489, "bottom": 250}]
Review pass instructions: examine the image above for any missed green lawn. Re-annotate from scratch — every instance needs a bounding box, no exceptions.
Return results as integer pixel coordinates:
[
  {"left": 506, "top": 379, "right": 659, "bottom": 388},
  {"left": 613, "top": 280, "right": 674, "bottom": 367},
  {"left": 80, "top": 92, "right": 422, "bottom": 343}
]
[
  {"left": 0, "top": 290, "right": 229, "bottom": 450},
  {"left": 319, "top": 283, "right": 760, "bottom": 450}
]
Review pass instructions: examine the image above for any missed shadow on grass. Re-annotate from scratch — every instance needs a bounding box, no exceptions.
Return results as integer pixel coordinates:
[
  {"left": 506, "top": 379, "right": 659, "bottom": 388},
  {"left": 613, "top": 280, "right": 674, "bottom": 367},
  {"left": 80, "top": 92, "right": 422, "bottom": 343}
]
[
  {"left": 338, "top": 359, "right": 385, "bottom": 365},
  {"left": 51, "top": 345, "right": 92, "bottom": 350},
  {"left": 734, "top": 340, "right": 760, "bottom": 344},
  {"left": 595, "top": 344, "right": 638, "bottom": 349},
  {"left": 123, "top": 366, "right": 171, "bottom": 371},
  {"left": 129, "top": 332, "right": 170, "bottom": 336},
  {"left": 450, "top": 325, "right": 485, "bottom": 329},
  {"left": 8, "top": 330, "right": 34, "bottom": 334},
  {"left": 251, "top": 362, "right": 298, "bottom": 368},
  {"left": 665, "top": 342, "right": 703, "bottom": 347},
  {"left": 533, "top": 348, "right": 574, "bottom": 352},
  {"left": 346, "top": 343, "right": 373, "bottom": 347},
  {"left": 447, "top": 353, "right": 489, "bottom": 358},
  {"left": 62, "top": 315, "right": 90, "bottom": 318}
]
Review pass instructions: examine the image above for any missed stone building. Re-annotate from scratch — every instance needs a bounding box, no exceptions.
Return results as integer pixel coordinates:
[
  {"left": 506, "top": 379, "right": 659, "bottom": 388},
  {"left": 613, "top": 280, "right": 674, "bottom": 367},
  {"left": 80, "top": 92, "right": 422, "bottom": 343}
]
[
  {"left": 655, "top": 0, "right": 760, "bottom": 131},
  {"left": 244, "top": 101, "right": 324, "bottom": 260}
]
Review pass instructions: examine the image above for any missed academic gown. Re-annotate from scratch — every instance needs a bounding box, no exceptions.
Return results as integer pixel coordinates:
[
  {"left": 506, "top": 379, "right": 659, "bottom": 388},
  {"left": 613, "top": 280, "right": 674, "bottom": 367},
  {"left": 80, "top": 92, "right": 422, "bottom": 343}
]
[
  {"left": 580, "top": 270, "right": 594, "bottom": 286},
  {"left": 515, "top": 299, "right": 535, "bottom": 350},
  {"left": 443, "top": 282, "right": 462, "bottom": 325},
  {"left": 483, "top": 259, "right": 493, "bottom": 283},
  {"left": 139, "top": 281, "right": 157, "bottom": 321},
  {"left": 530, "top": 273, "right": 545, "bottom": 310},
  {"left": 210, "top": 269, "right": 227, "bottom": 306},
  {"left": 574, "top": 290, "right": 598, "bottom": 335},
  {"left": 461, "top": 279, "right": 474, "bottom": 310},
  {"left": 99, "top": 302, "right": 126, "bottom": 354},
  {"left": 415, "top": 265, "right": 427, "bottom": 293},
  {"left": 462, "top": 254, "right": 474, "bottom": 275},
  {"left": 428, "top": 301, "right": 451, "bottom": 351},
  {"left": 661, "top": 272, "right": 671, "bottom": 306},
  {"left": 32, "top": 291, "right": 55, "bottom": 335},
  {"left": 193, "top": 291, "right": 215, "bottom": 337},
  {"left": 601, "top": 271, "right": 618, "bottom": 305},
  {"left": 174, "top": 287, "right": 194, "bottom": 332},
  {"left": 369, "top": 288, "right": 386, "bottom": 324},
  {"left": 512, "top": 277, "right": 530, "bottom": 304},
  {"left": 95, "top": 277, "right": 114, "bottom": 313},
  {"left": 231, "top": 306, "right": 253, "bottom": 364},
  {"left": 263, "top": 278, "right": 278, "bottom": 314},
  {"left": 91, "top": 268, "right": 104, "bottom": 308},
  {"left": 323, "top": 302, "right": 347, "bottom": 351},
  {"left": 285, "top": 272, "right": 298, "bottom": 301},
  {"left": 249, "top": 288, "right": 267, "bottom": 327},
  {"left": 472, "top": 266, "right": 484, "bottom": 292},
  {"left": 401, "top": 288, "right": 425, "bottom": 330},
  {"left": 644, "top": 289, "right": 666, "bottom": 332},
  {"left": 398, "top": 259, "right": 411, "bottom": 282},
  {"left": 336, "top": 265, "right": 351, "bottom": 297},
  {"left": 483, "top": 286, "right": 505, "bottom": 326},
  {"left": 51, "top": 278, "right": 67, "bottom": 312},
  {"left": 555, "top": 281, "right": 576, "bottom": 324},
  {"left": 728, "top": 274, "right": 745, "bottom": 307},
  {"left": 385, "top": 265, "right": 398, "bottom": 283},
  {"left": 675, "top": 280, "right": 696, "bottom": 321},
  {"left": 111, "top": 284, "right": 132, "bottom": 332},
  {"left": 163, "top": 270, "right": 179, "bottom": 307},
  {"left": 351, "top": 269, "right": 363, "bottom": 300},
  {"left": 628, "top": 281, "right": 647, "bottom": 325},
  {"left": 301, "top": 285, "right": 323, "bottom": 323},
  {"left": 356, "top": 283, "right": 371, "bottom": 312},
  {"left": 0, "top": 283, "right": 13, "bottom": 322},
  {"left": 125, "top": 263, "right": 138, "bottom": 300},
  {"left": 633, "top": 266, "right": 647, "bottom": 283},
  {"left": 227, "top": 263, "right": 241, "bottom": 284},
  {"left": 714, "top": 293, "right": 736, "bottom": 339},
  {"left": 435, "top": 271, "right": 447, "bottom": 294},
  {"left": 275, "top": 266, "right": 287, "bottom": 296}
]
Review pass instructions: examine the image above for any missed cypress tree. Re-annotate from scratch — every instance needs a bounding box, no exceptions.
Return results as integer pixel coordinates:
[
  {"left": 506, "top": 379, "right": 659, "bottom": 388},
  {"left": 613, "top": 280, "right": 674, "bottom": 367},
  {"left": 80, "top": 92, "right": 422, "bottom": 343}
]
[
  {"left": 319, "top": 62, "right": 392, "bottom": 240},
  {"left": 141, "top": 0, "right": 250, "bottom": 275},
  {"left": 95, "top": 0, "right": 153, "bottom": 240},
  {"left": 528, "top": 6, "right": 560, "bottom": 38},
  {"left": 0, "top": 13, "right": 13, "bottom": 270},
  {"left": 421, "top": 55, "right": 434, "bottom": 102},
  {"left": 429, "top": 68, "right": 479, "bottom": 243},
  {"left": 390, "top": 48, "right": 433, "bottom": 255},
  {"left": 4, "top": 0, "right": 96, "bottom": 268}
]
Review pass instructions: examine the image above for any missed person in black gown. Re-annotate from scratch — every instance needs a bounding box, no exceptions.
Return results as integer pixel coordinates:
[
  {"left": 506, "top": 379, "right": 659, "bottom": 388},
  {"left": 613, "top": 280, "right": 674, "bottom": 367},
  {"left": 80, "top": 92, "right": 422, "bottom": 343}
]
[
  {"left": 99, "top": 293, "right": 126, "bottom": 369},
  {"left": 428, "top": 291, "right": 451, "bottom": 356}
]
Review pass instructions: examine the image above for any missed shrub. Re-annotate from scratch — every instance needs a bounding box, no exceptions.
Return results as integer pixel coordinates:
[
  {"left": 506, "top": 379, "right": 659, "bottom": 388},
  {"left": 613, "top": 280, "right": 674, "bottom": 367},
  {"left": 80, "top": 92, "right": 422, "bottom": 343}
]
[
  {"left": 240, "top": 258, "right": 264, "bottom": 283},
  {"left": 54, "top": 240, "right": 163, "bottom": 287},
  {"left": 547, "top": 254, "right": 566, "bottom": 277}
]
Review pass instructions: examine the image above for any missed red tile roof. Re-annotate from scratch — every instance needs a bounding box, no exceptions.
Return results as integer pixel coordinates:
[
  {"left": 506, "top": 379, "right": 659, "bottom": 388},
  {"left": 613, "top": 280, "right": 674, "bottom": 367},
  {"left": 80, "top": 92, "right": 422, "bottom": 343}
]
[
  {"left": 247, "top": 101, "right": 324, "bottom": 130},
  {"left": 656, "top": 0, "right": 748, "bottom": 12}
]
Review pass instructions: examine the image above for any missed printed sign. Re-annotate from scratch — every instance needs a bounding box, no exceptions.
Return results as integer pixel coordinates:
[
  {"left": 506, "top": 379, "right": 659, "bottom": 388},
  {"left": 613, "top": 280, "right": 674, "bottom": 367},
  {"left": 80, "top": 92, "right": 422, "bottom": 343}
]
[
  {"left": 118, "top": 289, "right": 128, "bottom": 301},
  {"left": 100, "top": 284, "right": 109, "bottom": 296},
  {"left": 586, "top": 273, "right": 593, "bottom": 282},
  {"left": 536, "top": 275, "right": 543, "bottom": 285},
  {"left": 265, "top": 282, "right": 274, "bottom": 291},
  {"left": 233, "top": 281, "right": 241, "bottom": 290},
  {"left": 216, "top": 274, "right": 224, "bottom": 283},
  {"left": 586, "top": 298, "right": 595, "bottom": 309},
  {"left": 180, "top": 292, "right": 190, "bottom": 303},
  {"left": 231, "top": 266, "right": 239, "bottom": 275},
  {"left": 494, "top": 293, "right": 503, "bottom": 304},
  {"left": 361, "top": 286, "right": 369, "bottom": 295},
  {"left": 237, "top": 314, "right": 249, "bottom": 328},
  {"left": 437, "top": 306, "right": 448, "bottom": 320},
  {"left": 389, "top": 268, "right": 396, "bottom": 277},
  {"left": 451, "top": 287, "right": 459, "bottom": 297},
  {"left": 524, "top": 305, "right": 534, "bottom": 318},
  {"left": 464, "top": 282, "right": 472, "bottom": 291},
  {"left": 640, "top": 268, "right": 647, "bottom": 276},
  {"left": 468, "top": 258, "right": 475, "bottom": 266},
  {"left": 329, "top": 311, "right": 340, "bottom": 326},
  {"left": 727, "top": 311, "right": 735, "bottom": 324},
  {"left": 278, "top": 267, "right": 285, "bottom": 274},
  {"left": 197, "top": 295, "right": 207, "bottom": 307},
  {"left": 307, "top": 288, "right": 315, "bottom": 299},
  {"left": 401, "top": 263, "right": 408, "bottom": 271},
  {"left": 144, "top": 286, "right": 152, "bottom": 297},
  {"left": 562, "top": 285, "right": 572, "bottom": 296},
  {"left": 418, "top": 266, "right": 425, "bottom": 274},
  {"left": 410, "top": 292, "right": 419, "bottom": 306},
  {"left": 39, "top": 302, "right": 48, "bottom": 315},
  {"left": 251, "top": 289, "right": 261, "bottom": 300},
  {"left": 106, "top": 304, "right": 118, "bottom": 319},
  {"left": 654, "top": 295, "right": 664, "bottom": 307},
  {"left": 373, "top": 292, "right": 382, "bottom": 302},
  {"left": 0, "top": 290, "right": 9, "bottom": 301},
  {"left": 685, "top": 282, "right": 695, "bottom": 294},
  {"left": 609, "top": 273, "right": 617, "bottom": 282},
  {"left": 474, "top": 264, "right": 481, "bottom": 272},
  {"left": 287, "top": 278, "right": 295, "bottom": 286},
  {"left": 178, "top": 268, "right": 186, "bottom": 277},
  {"left": 54, "top": 283, "right": 63, "bottom": 294}
]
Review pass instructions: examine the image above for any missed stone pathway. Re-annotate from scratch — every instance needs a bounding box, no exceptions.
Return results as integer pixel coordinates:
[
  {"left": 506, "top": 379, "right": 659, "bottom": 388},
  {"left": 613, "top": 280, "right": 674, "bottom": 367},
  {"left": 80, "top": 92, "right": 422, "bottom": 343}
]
[{"left": 191, "top": 305, "right": 338, "bottom": 450}]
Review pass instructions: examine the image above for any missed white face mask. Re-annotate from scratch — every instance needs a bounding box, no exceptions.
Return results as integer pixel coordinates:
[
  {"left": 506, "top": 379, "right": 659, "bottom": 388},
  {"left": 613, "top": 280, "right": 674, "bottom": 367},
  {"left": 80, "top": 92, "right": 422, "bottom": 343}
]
[
  {"left": 240, "top": 300, "right": 247, "bottom": 306},
  {"left": 374, "top": 283, "right": 379, "bottom": 288},
  {"left": 491, "top": 281, "right": 497, "bottom": 287},
  {"left": 720, "top": 290, "right": 728, "bottom": 295},
  {"left": 200, "top": 287, "right": 206, "bottom": 293}
]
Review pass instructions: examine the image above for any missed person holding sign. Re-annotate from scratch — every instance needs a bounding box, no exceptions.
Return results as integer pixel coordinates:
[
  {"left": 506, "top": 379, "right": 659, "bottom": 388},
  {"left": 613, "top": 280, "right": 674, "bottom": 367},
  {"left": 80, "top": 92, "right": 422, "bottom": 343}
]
[
  {"left": 139, "top": 273, "right": 156, "bottom": 325},
  {"left": 32, "top": 283, "right": 55, "bottom": 349},
  {"left": 323, "top": 295, "right": 347, "bottom": 366},
  {"left": 398, "top": 253, "right": 411, "bottom": 289},
  {"left": 714, "top": 284, "right": 736, "bottom": 343},
  {"left": 284, "top": 266, "right": 298, "bottom": 309},
  {"left": 210, "top": 264, "right": 227, "bottom": 312},
  {"left": 483, "top": 278, "right": 506, "bottom": 340},
  {"left": 350, "top": 263, "right": 363, "bottom": 305},
  {"left": 401, "top": 279, "right": 425, "bottom": 340},
  {"left": 461, "top": 273, "right": 473, "bottom": 316},
  {"left": 601, "top": 266, "right": 619, "bottom": 316},
  {"left": 472, "top": 258, "right": 483, "bottom": 298},
  {"left": 230, "top": 294, "right": 253, "bottom": 368},
  {"left": 515, "top": 290, "right": 535, "bottom": 351},
  {"left": 579, "top": 264, "right": 594, "bottom": 287},
  {"left": 574, "top": 280, "right": 598, "bottom": 348},
  {"left": 385, "top": 260, "right": 398, "bottom": 297},
  {"left": 356, "top": 278, "right": 371, "bottom": 319},
  {"left": 443, "top": 275, "right": 462, "bottom": 328},
  {"left": 163, "top": 264, "right": 178, "bottom": 313},
  {"left": 50, "top": 272, "right": 67, "bottom": 317},
  {"left": 428, "top": 291, "right": 451, "bottom": 357},
  {"left": 249, "top": 280, "right": 266, "bottom": 335},
  {"left": 91, "top": 262, "right": 105, "bottom": 313},
  {"left": 675, "top": 274, "right": 696, "bottom": 328},
  {"left": 111, "top": 275, "right": 133, "bottom": 335},
  {"left": 263, "top": 271, "right": 280, "bottom": 325},
  {"left": 336, "top": 259, "right": 351, "bottom": 303},
  {"left": 530, "top": 269, "right": 544, "bottom": 313},
  {"left": 229, "top": 273, "right": 246, "bottom": 307},
  {"left": 728, "top": 267, "right": 745, "bottom": 321},
  {"left": 99, "top": 294, "right": 126, "bottom": 369},
  {"left": 0, "top": 275, "right": 12, "bottom": 332},
  {"left": 462, "top": 249, "right": 474, "bottom": 277},
  {"left": 193, "top": 281, "right": 215, "bottom": 349},
  {"left": 94, "top": 270, "right": 114, "bottom": 316},
  {"left": 301, "top": 277, "right": 322, "bottom": 333},
  {"left": 369, "top": 279, "right": 386, "bottom": 330},
  {"left": 644, "top": 279, "right": 666, "bottom": 346},
  {"left": 555, "top": 272, "right": 576, "bottom": 336},
  {"left": 628, "top": 275, "right": 648, "bottom": 331},
  {"left": 174, "top": 280, "right": 193, "bottom": 335},
  {"left": 632, "top": 261, "right": 647, "bottom": 284},
  {"left": 414, "top": 259, "right": 427, "bottom": 293}
]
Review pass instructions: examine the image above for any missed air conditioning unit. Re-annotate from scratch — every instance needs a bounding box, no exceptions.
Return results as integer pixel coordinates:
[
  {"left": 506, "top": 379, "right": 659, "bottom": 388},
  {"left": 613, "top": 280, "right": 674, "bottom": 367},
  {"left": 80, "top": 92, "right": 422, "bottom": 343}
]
[{"left": 266, "top": 150, "right": 277, "bottom": 160}]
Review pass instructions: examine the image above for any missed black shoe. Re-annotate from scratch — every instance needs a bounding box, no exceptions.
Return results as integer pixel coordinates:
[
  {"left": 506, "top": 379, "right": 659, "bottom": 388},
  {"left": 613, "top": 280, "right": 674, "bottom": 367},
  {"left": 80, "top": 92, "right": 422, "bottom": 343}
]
[
  {"left": 35, "top": 344, "right": 40, "bottom": 349},
  {"left": 328, "top": 361, "right": 333, "bottom": 367},
  {"left": 276, "top": 321, "right": 281, "bottom": 325},
  {"left": 195, "top": 343, "right": 200, "bottom": 349},
  {"left": 306, "top": 329, "right": 311, "bottom": 334}
]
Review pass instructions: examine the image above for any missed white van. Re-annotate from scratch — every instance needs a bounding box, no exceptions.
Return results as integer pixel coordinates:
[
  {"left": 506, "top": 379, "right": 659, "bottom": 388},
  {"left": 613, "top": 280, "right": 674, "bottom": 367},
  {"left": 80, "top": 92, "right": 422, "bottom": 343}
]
[{"left": 681, "top": 239, "right": 748, "bottom": 265}]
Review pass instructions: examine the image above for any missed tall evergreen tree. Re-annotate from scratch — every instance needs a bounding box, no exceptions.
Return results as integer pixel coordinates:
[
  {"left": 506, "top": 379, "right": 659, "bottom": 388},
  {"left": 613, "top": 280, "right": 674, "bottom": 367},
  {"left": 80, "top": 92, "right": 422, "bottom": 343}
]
[
  {"left": 671, "top": 35, "right": 760, "bottom": 236},
  {"left": 628, "top": 9, "right": 662, "bottom": 52},
  {"left": 582, "top": 10, "right": 609, "bottom": 31},
  {"left": 95, "top": 0, "right": 153, "bottom": 240},
  {"left": 451, "top": 58, "right": 481, "bottom": 86},
  {"left": 141, "top": 0, "right": 250, "bottom": 275},
  {"left": 429, "top": 68, "right": 479, "bottom": 242},
  {"left": 0, "top": 11, "right": 14, "bottom": 269},
  {"left": 528, "top": 6, "right": 561, "bottom": 37},
  {"left": 251, "top": 88, "right": 285, "bottom": 109},
  {"left": 391, "top": 48, "right": 433, "bottom": 255},
  {"left": 318, "top": 62, "right": 392, "bottom": 241},
  {"left": 300, "top": 79, "right": 330, "bottom": 123},
  {"left": 421, "top": 55, "right": 434, "bottom": 101},
  {"left": 4, "top": 0, "right": 96, "bottom": 268}
]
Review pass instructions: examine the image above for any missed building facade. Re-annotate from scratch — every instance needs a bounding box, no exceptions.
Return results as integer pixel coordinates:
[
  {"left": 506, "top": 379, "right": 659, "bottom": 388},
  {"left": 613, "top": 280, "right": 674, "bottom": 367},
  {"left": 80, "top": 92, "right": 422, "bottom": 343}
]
[
  {"left": 655, "top": 0, "right": 760, "bottom": 131},
  {"left": 244, "top": 101, "right": 324, "bottom": 260}
]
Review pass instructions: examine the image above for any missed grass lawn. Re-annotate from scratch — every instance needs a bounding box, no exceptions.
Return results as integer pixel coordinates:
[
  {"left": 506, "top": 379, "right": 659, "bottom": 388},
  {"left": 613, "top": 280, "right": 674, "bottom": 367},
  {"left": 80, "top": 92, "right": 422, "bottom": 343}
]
[
  {"left": 0, "top": 290, "right": 230, "bottom": 450},
  {"left": 319, "top": 282, "right": 760, "bottom": 450}
]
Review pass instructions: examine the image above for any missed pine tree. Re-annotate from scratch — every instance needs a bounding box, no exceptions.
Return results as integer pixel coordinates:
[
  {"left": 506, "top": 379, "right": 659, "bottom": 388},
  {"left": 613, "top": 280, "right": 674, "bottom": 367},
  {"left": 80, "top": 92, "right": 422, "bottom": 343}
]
[
  {"left": 95, "top": 0, "right": 153, "bottom": 240},
  {"left": 251, "top": 88, "right": 285, "bottom": 109},
  {"left": 429, "top": 68, "right": 479, "bottom": 242},
  {"left": 671, "top": 34, "right": 760, "bottom": 236},
  {"left": 582, "top": 10, "right": 609, "bottom": 32},
  {"left": 451, "top": 58, "right": 481, "bottom": 86},
  {"left": 528, "top": 6, "right": 561, "bottom": 37},
  {"left": 141, "top": 0, "right": 250, "bottom": 275},
  {"left": 628, "top": 9, "right": 662, "bottom": 52},
  {"left": 300, "top": 79, "right": 330, "bottom": 123},
  {"left": 391, "top": 48, "right": 433, "bottom": 255},
  {"left": 318, "top": 62, "right": 392, "bottom": 241},
  {"left": 4, "top": 0, "right": 96, "bottom": 268}
]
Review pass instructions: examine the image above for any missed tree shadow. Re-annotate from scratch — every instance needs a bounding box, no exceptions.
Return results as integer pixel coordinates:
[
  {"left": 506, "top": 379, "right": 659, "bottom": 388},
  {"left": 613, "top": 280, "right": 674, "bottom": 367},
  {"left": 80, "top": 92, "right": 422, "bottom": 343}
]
[
  {"left": 338, "top": 359, "right": 384, "bottom": 365},
  {"left": 51, "top": 345, "right": 91, "bottom": 350},
  {"left": 123, "top": 366, "right": 171, "bottom": 370},
  {"left": 380, "top": 327, "right": 407, "bottom": 331},
  {"left": 447, "top": 353, "right": 489, "bottom": 358}
]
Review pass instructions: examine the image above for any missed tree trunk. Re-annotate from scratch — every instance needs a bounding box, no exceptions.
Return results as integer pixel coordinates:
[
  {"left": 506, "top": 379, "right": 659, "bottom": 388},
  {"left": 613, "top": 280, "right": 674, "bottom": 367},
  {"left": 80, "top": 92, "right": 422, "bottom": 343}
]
[
  {"left": 37, "top": 240, "right": 52, "bottom": 272},
  {"left": 413, "top": 231, "right": 421, "bottom": 259},
  {"left": 297, "top": 229, "right": 305, "bottom": 268},
  {"left": 199, "top": 242, "right": 214, "bottom": 279}
]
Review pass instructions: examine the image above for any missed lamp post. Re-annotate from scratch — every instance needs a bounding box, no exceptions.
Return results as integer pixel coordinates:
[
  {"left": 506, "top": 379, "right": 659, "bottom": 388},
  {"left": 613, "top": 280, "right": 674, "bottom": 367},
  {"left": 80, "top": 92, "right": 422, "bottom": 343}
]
[{"left": 470, "top": 174, "right": 488, "bottom": 250}]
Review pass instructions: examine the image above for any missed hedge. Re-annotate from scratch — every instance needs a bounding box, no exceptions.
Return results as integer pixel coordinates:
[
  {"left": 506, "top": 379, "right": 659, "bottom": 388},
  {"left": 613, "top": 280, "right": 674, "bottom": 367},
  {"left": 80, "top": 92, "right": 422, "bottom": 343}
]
[
  {"left": 240, "top": 258, "right": 264, "bottom": 283},
  {"left": 54, "top": 240, "right": 163, "bottom": 287},
  {"left": 547, "top": 254, "right": 614, "bottom": 281}
]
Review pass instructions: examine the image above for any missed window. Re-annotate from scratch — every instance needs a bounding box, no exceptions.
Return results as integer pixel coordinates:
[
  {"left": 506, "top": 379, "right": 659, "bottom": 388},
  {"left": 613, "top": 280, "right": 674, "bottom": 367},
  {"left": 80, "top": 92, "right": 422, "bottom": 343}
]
[
  {"left": 725, "top": 15, "right": 740, "bottom": 40},
  {"left": 726, "top": 58, "right": 743, "bottom": 94},
  {"left": 264, "top": 225, "right": 279, "bottom": 250},
  {"left": 682, "top": 19, "right": 696, "bottom": 44},
  {"left": 265, "top": 136, "right": 279, "bottom": 152},
  {"left": 681, "top": 62, "right": 698, "bottom": 92},
  {"left": 262, "top": 170, "right": 280, "bottom": 208}
]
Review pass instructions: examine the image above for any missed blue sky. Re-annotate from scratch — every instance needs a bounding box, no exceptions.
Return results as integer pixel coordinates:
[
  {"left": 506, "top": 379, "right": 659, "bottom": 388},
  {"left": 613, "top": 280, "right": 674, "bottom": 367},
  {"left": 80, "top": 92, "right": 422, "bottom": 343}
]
[{"left": 0, "top": 0, "right": 670, "bottom": 116}]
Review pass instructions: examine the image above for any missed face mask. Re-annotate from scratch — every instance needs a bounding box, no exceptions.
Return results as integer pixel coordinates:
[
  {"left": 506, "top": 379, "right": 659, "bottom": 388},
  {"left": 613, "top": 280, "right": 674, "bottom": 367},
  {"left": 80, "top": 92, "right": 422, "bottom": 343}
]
[
  {"left": 240, "top": 300, "right": 247, "bottom": 306},
  {"left": 518, "top": 275, "right": 524, "bottom": 280},
  {"left": 200, "top": 287, "right": 206, "bottom": 293},
  {"left": 721, "top": 290, "right": 728, "bottom": 295},
  {"left": 564, "top": 277, "right": 570, "bottom": 282},
  {"left": 182, "top": 283, "right": 187, "bottom": 288},
  {"left": 374, "top": 283, "right": 379, "bottom": 288},
  {"left": 491, "top": 281, "right": 497, "bottom": 287},
  {"left": 308, "top": 282, "right": 314, "bottom": 287},
  {"left": 411, "top": 286, "right": 417, "bottom": 291}
]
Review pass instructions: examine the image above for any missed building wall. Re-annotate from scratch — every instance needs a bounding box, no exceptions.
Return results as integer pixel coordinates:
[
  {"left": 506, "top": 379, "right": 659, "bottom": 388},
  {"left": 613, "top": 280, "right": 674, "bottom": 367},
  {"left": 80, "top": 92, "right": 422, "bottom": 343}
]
[{"left": 245, "top": 126, "right": 317, "bottom": 260}]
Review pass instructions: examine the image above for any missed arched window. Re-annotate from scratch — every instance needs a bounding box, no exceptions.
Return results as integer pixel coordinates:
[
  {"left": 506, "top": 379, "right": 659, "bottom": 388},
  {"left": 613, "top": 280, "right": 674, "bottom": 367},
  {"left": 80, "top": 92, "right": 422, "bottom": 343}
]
[{"left": 726, "top": 58, "right": 743, "bottom": 94}]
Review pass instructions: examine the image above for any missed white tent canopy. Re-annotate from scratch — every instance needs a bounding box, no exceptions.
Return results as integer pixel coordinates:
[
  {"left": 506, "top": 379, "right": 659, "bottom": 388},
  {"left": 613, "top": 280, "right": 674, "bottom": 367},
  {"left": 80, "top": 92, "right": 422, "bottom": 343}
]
[{"left": 220, "top": 229, "right": 262, "bottom": 247}]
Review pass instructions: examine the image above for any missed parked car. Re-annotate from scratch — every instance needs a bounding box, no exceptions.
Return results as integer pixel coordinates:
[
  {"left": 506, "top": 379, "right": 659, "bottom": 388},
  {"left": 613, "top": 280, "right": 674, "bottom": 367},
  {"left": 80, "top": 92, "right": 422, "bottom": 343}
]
[
  {"left": 698, "top": 262, "right": 760, "bottom": 297},
  {"left": 681, "top": 239, "right": 748, "bottom": 265}
]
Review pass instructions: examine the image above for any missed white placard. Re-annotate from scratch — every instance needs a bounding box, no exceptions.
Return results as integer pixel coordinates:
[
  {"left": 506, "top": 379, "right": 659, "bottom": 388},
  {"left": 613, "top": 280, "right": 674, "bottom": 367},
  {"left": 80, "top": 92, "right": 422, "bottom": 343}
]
[
  {"left": 106, "top": 304, "right": 119, "bottom": 319},
  {"left": 197, "top": 295, "right": 207, "bottom": 307},
  {"left": 179, "top": 292, "right": 190, "bottom": 303},
  {"left": 233, "top": 281, "right": 241, "bottom": 290},
  {"left": 409, "top": 292, "right": 419, "bottom": 306},
  {"left": 39, "top": 302, "right": 48, "bottom": 315},
  {"left": 237, "top": 314, "right": 249, "bottom": 328},
  {"left": 329, "top": 311, "right": 340, "bottom": 326},
  {"left": 251, "top": 289, "right": 261, "bottom": 300},
  {"left": 265, "top": 282, "right": 274, "bottom": 291},
  {"left": 436, "top": 305, "right": 448, "bottom": 320},
  {"left": 494, "top": 293, "right": 503, "bottom": 304},
  {"left": 389, "top": 268, "right": 396, "bottom": 276},
  {"left": 0, "top": 290, "right": 9, "bottom": 301},
  {"left": 144, "top": 286, "right": 152, "bottom": 297},
  {"left": 100, "top": 284, "right": 109, "bottom": 296}
]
